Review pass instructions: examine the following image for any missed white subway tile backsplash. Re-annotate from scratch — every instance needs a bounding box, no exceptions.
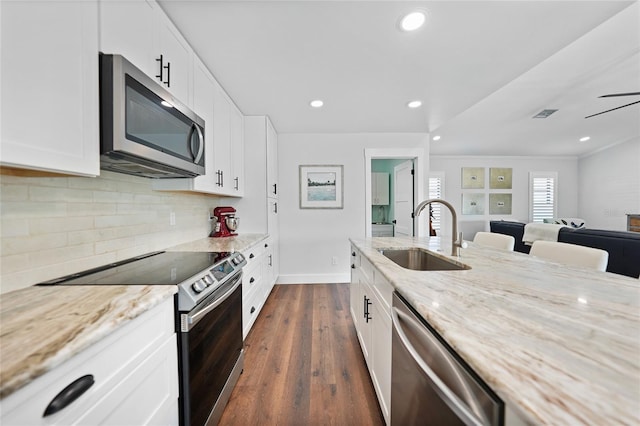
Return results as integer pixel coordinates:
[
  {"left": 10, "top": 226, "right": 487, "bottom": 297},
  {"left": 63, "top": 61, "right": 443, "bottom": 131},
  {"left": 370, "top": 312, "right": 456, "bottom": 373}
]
[
  {"left": 0, "top": 170, "right": 219, "bottom": 294},
  {"left": 1, "top": 201, "right": 67, "bottom": 217},
  {"left": 0, "top": 218, "right": 29, "bottom": 237},
  {"left": 29, "top": 217, "right": 94, "bottom": 235},
  {"left": 29, "top": 186, "right": 94, "bottom": 203},
  {"left": 2, "top": 233, "right": 68, "bottom": 255}
]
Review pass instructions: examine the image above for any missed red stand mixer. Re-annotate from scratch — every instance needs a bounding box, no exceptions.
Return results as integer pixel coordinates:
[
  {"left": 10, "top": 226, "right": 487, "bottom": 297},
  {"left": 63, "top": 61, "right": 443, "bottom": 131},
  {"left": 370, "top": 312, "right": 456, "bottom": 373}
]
[{"left": 210, "top": 206, "right": 239, "bottom": 237}]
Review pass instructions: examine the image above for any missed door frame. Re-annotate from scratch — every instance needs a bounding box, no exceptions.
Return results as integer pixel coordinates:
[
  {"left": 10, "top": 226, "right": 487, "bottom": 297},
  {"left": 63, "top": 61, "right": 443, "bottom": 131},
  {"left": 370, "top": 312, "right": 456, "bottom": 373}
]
[{"left": 364, "top": 148, "right": 427, "bottom": 238}]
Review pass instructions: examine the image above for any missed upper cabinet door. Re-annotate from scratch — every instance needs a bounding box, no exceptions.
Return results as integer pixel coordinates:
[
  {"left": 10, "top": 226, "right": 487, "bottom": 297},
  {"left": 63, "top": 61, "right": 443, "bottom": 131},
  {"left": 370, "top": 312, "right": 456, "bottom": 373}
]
[
  {"left": 99, "top": 0, "right": 156, "bottom": 77},
  {"left": 230, "top": 106, "right": 245, "bottom": 196},
  {"left": 99, "top": 0, "right": 192, "bottom": 106},
  {"left": 154, "top": 7, "right": 192, "bottom": 106},
  {"left": 0, "top": 0, "right": 100, "bottom": 176},
  {"left": 266, "top": 118, "right": 278, "bottom": 199}
]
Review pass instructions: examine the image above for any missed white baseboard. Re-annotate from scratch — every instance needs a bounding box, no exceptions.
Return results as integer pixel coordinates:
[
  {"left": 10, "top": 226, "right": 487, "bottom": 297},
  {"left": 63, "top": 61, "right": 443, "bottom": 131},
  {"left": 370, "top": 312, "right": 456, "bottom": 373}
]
[{"left": 276, "top": 273, "right": 350, "bottom": 284}]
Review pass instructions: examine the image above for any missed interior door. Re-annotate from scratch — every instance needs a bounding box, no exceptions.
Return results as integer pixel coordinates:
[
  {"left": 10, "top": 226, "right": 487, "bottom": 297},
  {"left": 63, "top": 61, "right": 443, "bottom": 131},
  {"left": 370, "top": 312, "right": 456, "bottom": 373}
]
[{"left": 393, "top": 160, "right": 414, "bottom": 236}]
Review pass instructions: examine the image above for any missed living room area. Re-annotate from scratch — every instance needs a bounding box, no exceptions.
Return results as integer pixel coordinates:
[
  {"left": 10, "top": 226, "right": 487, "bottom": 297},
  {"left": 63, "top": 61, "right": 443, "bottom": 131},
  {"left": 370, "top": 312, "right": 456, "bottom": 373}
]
[{"left": 428, "top": 137, "right": 639, "bottom": 278}]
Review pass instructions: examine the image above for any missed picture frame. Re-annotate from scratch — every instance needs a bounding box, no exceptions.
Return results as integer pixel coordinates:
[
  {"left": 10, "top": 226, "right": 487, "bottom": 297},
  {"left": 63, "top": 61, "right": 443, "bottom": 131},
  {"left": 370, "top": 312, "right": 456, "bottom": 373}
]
[
  {"left": 461, "top": 193, "right": 485, "bottom": 215},
  {"left": 461, "top": 167, "right": 485, "bottom": 189},
  {"left": 490, "top": 167, "right": 513, "bottom": 189},
  {"left": 299, "top": 165, "right": 344, "bottom": 209},
  {"left": 489, "top": 193, "right": 513, "bottom": 215}
]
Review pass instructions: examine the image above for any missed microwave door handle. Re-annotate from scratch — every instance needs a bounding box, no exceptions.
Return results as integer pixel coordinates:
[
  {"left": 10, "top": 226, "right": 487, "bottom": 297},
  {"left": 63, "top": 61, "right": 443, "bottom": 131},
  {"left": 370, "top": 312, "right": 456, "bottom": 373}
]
[
  {"left": 189, "top": 124, "right": 204, "bottom": 164},
  {"left": 391, "top": 307, "right": 487, "bottom": 426}
]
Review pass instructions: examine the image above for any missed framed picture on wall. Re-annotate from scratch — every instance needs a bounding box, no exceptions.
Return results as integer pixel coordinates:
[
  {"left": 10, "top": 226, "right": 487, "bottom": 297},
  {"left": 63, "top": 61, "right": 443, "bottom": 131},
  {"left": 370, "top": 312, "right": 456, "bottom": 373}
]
[
  {"left": 462, "top": 193, "right": 485, "bottom": 215},
  {"left": 490, "top": 167, "right": 512, "bottom": 189},
  {"left": 299, "top": 165, "right": 344, "bottom": 209},
  {"left": 461, "top": 167, "right": 485, "bottom": 189},
  {"left": 489, "top": 193, "right": 512, "bottom": 215}
]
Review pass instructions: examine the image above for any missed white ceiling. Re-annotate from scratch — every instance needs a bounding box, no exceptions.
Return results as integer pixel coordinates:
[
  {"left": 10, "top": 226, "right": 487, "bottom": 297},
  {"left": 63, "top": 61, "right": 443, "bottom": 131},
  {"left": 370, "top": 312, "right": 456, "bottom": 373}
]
[{"left": 158, "top": 0, "right": 640, "bottom": 156}]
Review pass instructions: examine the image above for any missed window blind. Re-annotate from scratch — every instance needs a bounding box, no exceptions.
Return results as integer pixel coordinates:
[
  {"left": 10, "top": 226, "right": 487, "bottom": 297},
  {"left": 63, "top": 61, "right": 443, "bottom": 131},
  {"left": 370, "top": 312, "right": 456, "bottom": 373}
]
[
  {"left": 530, "top": 174, "right": 556, "bottom": 223},
  {"left": 428, "top": 176, "right": 442, "bottom": 231}
]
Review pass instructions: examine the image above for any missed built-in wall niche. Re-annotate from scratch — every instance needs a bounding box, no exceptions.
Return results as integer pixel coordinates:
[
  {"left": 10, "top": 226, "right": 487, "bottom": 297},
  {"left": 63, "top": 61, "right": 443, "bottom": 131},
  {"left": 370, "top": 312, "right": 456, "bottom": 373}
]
[{"left": 461, "top": 167, "right": 513, "bottom": 215}]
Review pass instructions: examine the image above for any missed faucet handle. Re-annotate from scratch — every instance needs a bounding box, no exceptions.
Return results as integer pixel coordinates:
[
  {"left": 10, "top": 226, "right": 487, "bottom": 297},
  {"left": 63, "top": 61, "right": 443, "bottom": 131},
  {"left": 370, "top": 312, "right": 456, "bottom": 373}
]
[{"left": 458, "top": 232, "right": 468, "bottom": 249}]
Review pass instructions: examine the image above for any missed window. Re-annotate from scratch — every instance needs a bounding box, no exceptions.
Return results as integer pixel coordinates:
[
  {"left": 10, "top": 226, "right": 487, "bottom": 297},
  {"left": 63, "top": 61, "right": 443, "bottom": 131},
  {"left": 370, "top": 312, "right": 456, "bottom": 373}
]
[
  {"left": 529, "top": 172, "right": 557, "bottom": 222},
  {"left": 428, "top": 172, "right": 445, "bottom": 233}
]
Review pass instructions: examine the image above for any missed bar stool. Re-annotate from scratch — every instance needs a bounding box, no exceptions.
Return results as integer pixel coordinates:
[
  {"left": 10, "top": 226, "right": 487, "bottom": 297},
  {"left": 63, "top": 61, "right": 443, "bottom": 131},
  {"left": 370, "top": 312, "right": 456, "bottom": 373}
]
[
  {"left": 529, "top": 240, "right": 609, "bottom": 271},
  {"left": 473, "top": 232, "right": 515, "bottom": 251}
]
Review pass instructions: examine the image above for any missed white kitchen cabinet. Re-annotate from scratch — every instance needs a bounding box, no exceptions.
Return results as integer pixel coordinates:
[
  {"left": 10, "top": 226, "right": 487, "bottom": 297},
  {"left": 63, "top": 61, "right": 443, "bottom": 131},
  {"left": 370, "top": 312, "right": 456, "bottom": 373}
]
[
  {"left": 99, "top": 0, "right": 156, "bottom": 78},
  {"left": 372, "top": 173, "right": 390, "bottom": 206},
  {"left": 350, "top": 245, "right": 392, "bottom": 425},
  {"left": 236, "top": 115, "right": 280, "bottom": 235},
  {"left": 266, "top": 118, "right": 279, "bottom": 199},
  {"left": 241, "top": 240, "right": 276, "bottom": 339},
  {"left": 153, "top": 56, "right": 244, "bottom": 197},
  {"left": 0, "top": 298, "right": 178, "bottom": 425},
  {"left": 99, "top": 0, "right": 193, "bottom": 105},
  {"left": 230, "top": 105, "right": 245, "bottom": 196},
  {"left": 0, "top": 0, "right": 100, "bottom": 176}
]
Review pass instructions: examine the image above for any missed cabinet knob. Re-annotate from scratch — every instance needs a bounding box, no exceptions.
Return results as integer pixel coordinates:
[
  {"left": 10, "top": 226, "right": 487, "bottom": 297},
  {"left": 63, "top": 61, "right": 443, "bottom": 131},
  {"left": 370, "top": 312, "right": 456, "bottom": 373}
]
[
  {"left": 351, "top": 264, "right": 355, "bottom": 269},
  {"left": 249, "top": 277, "right": 255, "bottom": 283},
  {"left": 250, "top": 306, "right": 256, "bottom": 314},
  {"left": 249, "top": 253, "right": 254, "bottom": 259},
  {"left": 265, "top": 243, "right": 269, "bottom": 248},
  {"left": 351, "top": 251, "right": 356, "bottom": 256}
]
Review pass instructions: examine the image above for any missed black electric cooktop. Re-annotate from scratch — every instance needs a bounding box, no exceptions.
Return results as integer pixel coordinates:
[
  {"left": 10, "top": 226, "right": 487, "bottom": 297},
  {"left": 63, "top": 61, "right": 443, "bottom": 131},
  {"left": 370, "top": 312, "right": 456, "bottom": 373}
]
[{"left": 37, "top": 251, "right": 229, "bottom": 286}]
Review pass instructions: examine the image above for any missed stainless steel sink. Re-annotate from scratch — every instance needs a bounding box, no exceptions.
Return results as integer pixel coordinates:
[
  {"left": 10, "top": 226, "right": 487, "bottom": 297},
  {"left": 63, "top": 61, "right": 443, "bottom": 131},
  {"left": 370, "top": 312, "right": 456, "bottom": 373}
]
[{"left": 379, "top": 248, "right": 470, "bottom": 271}]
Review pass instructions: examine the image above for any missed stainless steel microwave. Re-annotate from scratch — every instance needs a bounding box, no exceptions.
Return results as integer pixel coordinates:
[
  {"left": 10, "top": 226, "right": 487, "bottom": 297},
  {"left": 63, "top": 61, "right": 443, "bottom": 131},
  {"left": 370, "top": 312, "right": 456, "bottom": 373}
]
[{"left": 99, "top": 54, "right": 205, "bottom": 178}]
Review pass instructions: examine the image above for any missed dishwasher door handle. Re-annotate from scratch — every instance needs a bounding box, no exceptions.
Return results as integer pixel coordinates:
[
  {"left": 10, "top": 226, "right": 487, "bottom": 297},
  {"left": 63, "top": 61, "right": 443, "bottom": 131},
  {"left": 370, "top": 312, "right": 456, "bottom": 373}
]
[{"left": 391, "top": 307, "right": 487, "bottom": 426}]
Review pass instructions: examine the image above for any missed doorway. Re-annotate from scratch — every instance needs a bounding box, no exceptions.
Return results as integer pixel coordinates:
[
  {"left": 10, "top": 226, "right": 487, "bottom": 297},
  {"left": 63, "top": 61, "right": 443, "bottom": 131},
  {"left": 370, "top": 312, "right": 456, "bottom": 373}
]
[{"left": 364, "top": 149, "right": 426, "bottom": 238}]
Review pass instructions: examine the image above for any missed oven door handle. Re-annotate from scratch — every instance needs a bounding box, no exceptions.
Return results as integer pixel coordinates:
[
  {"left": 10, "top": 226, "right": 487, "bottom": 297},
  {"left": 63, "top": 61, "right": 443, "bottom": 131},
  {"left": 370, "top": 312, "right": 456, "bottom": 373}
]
[{"left": 182, "top": 272, "right": 242, "bottom": 332}]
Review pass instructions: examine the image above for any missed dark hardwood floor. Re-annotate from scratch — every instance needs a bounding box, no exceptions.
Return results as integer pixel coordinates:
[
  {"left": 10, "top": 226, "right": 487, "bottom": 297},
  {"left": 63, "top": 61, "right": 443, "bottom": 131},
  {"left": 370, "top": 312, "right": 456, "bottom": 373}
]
[{"left": 219, "top": 283, "right": 385, "bottom": 426}]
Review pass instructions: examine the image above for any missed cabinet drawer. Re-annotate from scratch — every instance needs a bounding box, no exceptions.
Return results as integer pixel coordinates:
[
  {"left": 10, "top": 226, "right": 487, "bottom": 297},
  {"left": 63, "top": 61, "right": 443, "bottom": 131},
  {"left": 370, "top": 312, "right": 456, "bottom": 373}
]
[
  {"left": 243, "top": 243, "right": 265, "bottom": 270},
  {"left": 0, "top": 298, "right": 176, "bottom": 425},
  {"left": 242, "top": 259, "right": 263, "bottom": 301},
  {"left": 361, "top": 256, "right": 375, "bottom": 283},
  {"left": 373, "top": 273, "right": 393, "bottom": 314},
  {"left": 243, "top": 286, "right": 263, "bottom": 338}
]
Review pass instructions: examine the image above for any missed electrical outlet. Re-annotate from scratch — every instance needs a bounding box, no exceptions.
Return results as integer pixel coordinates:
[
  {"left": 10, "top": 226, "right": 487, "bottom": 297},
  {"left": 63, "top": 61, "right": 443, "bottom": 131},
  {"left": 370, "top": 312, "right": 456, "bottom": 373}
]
[
  {"left": 331, "top": 256, "right": 338, "bottom": 265},
  {"left": 170, "top": 212, "right": 176, "bottom": 226}
]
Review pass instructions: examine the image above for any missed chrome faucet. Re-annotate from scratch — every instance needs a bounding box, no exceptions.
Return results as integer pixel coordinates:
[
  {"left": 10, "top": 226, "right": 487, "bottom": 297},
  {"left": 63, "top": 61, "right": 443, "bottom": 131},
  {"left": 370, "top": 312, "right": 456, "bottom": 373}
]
[{"left": 413, "top": 198, "right": 466, "bottom": 256}]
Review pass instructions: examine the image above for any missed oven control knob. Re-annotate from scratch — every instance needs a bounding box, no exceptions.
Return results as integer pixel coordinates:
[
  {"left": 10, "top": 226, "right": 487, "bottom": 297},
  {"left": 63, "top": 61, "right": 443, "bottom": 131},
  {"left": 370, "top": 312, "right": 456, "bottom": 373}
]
[
  {"left": 203, "top": 275, "right": 214, "bottom": 286},
  {"left": 192, "top": 280, "right": 207, "bottom": 293}
]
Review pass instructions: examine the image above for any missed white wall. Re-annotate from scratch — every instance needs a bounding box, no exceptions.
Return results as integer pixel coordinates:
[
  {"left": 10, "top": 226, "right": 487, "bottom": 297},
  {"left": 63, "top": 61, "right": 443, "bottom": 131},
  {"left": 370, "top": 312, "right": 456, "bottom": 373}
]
[
  {"left": 277, "top": 133, "right": 428, "bottom": 284},
  {"left": 0, "top": 170, "right": 227, "bottom": 294},
  {"left": 578, "top": 138, "right": 640, "bottom": 231},
  {"left": 429, "top": 156, "right": 579, "bottom": 238}
]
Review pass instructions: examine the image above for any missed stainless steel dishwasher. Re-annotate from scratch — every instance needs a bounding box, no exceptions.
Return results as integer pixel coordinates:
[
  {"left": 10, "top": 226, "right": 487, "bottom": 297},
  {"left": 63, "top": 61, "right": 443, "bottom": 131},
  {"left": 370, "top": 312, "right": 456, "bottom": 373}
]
[{"left": 391, "top": 292, "right": 503, "bottom": 426}]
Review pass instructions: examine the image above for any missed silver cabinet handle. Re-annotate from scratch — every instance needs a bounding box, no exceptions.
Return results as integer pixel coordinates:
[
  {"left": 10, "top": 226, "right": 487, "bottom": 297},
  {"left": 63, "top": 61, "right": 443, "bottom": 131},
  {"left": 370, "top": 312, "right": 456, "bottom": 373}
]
[{"left": 391, "top": 307, "right": 487, "bottom": 426}]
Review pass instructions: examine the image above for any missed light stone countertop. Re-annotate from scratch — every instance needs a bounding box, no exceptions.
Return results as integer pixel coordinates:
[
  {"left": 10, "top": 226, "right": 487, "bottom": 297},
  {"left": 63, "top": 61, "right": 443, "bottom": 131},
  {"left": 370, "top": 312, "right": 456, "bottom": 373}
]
[
  {"left": 0, "top": 284, "right": 177, "bottom": 399},
  {"left": 350, "top": 236, "right": 640, "bottom": 425},
  {"left": 167, "top": 233, "right": 268, "bottom": 253}
]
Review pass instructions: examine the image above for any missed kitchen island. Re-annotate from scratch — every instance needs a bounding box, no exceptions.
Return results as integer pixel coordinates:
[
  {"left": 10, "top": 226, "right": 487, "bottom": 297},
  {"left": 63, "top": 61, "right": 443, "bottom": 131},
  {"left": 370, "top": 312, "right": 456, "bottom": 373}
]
[{"left": 350, "top": 236, "right": 640, "bottom": 425}]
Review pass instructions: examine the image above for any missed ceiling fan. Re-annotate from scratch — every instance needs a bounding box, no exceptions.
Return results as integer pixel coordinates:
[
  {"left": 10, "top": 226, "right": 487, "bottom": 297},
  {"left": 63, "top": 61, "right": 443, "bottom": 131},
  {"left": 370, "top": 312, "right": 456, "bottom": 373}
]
[{"left": 585, "top": 92, "right": 640, "bottom": 118}]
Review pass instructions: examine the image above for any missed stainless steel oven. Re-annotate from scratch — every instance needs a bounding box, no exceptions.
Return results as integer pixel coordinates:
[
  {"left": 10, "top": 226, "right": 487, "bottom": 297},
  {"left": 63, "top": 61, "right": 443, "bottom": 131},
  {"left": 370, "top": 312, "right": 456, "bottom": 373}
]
[
  {"left": 178, "top": 269, "right": 243, "bottom": 426},
  {"left": 38, "top": 250, "right": 246, "bottom": 426}
]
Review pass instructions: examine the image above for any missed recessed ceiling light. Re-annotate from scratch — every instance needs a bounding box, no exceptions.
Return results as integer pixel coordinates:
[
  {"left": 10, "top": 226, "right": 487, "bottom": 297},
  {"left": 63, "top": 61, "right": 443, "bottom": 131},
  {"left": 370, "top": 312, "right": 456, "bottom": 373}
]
[
  {"left": 310, "top": 100, "right": 324, "bottom": 108},
  {"left": 160, "top": 100, "right": 173, "bottom": 108},
  {"left": 433, "top": 135, "right": 441, "bottom": 141},
  {"left": 407, "top": 100, "right": 422, "bottom": 108},
  {"left": 400, "top": 11, "right": 426, "bottom": 31},
  {"left": 579, "top": 136, "right": 591, "bottom": 142}
]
